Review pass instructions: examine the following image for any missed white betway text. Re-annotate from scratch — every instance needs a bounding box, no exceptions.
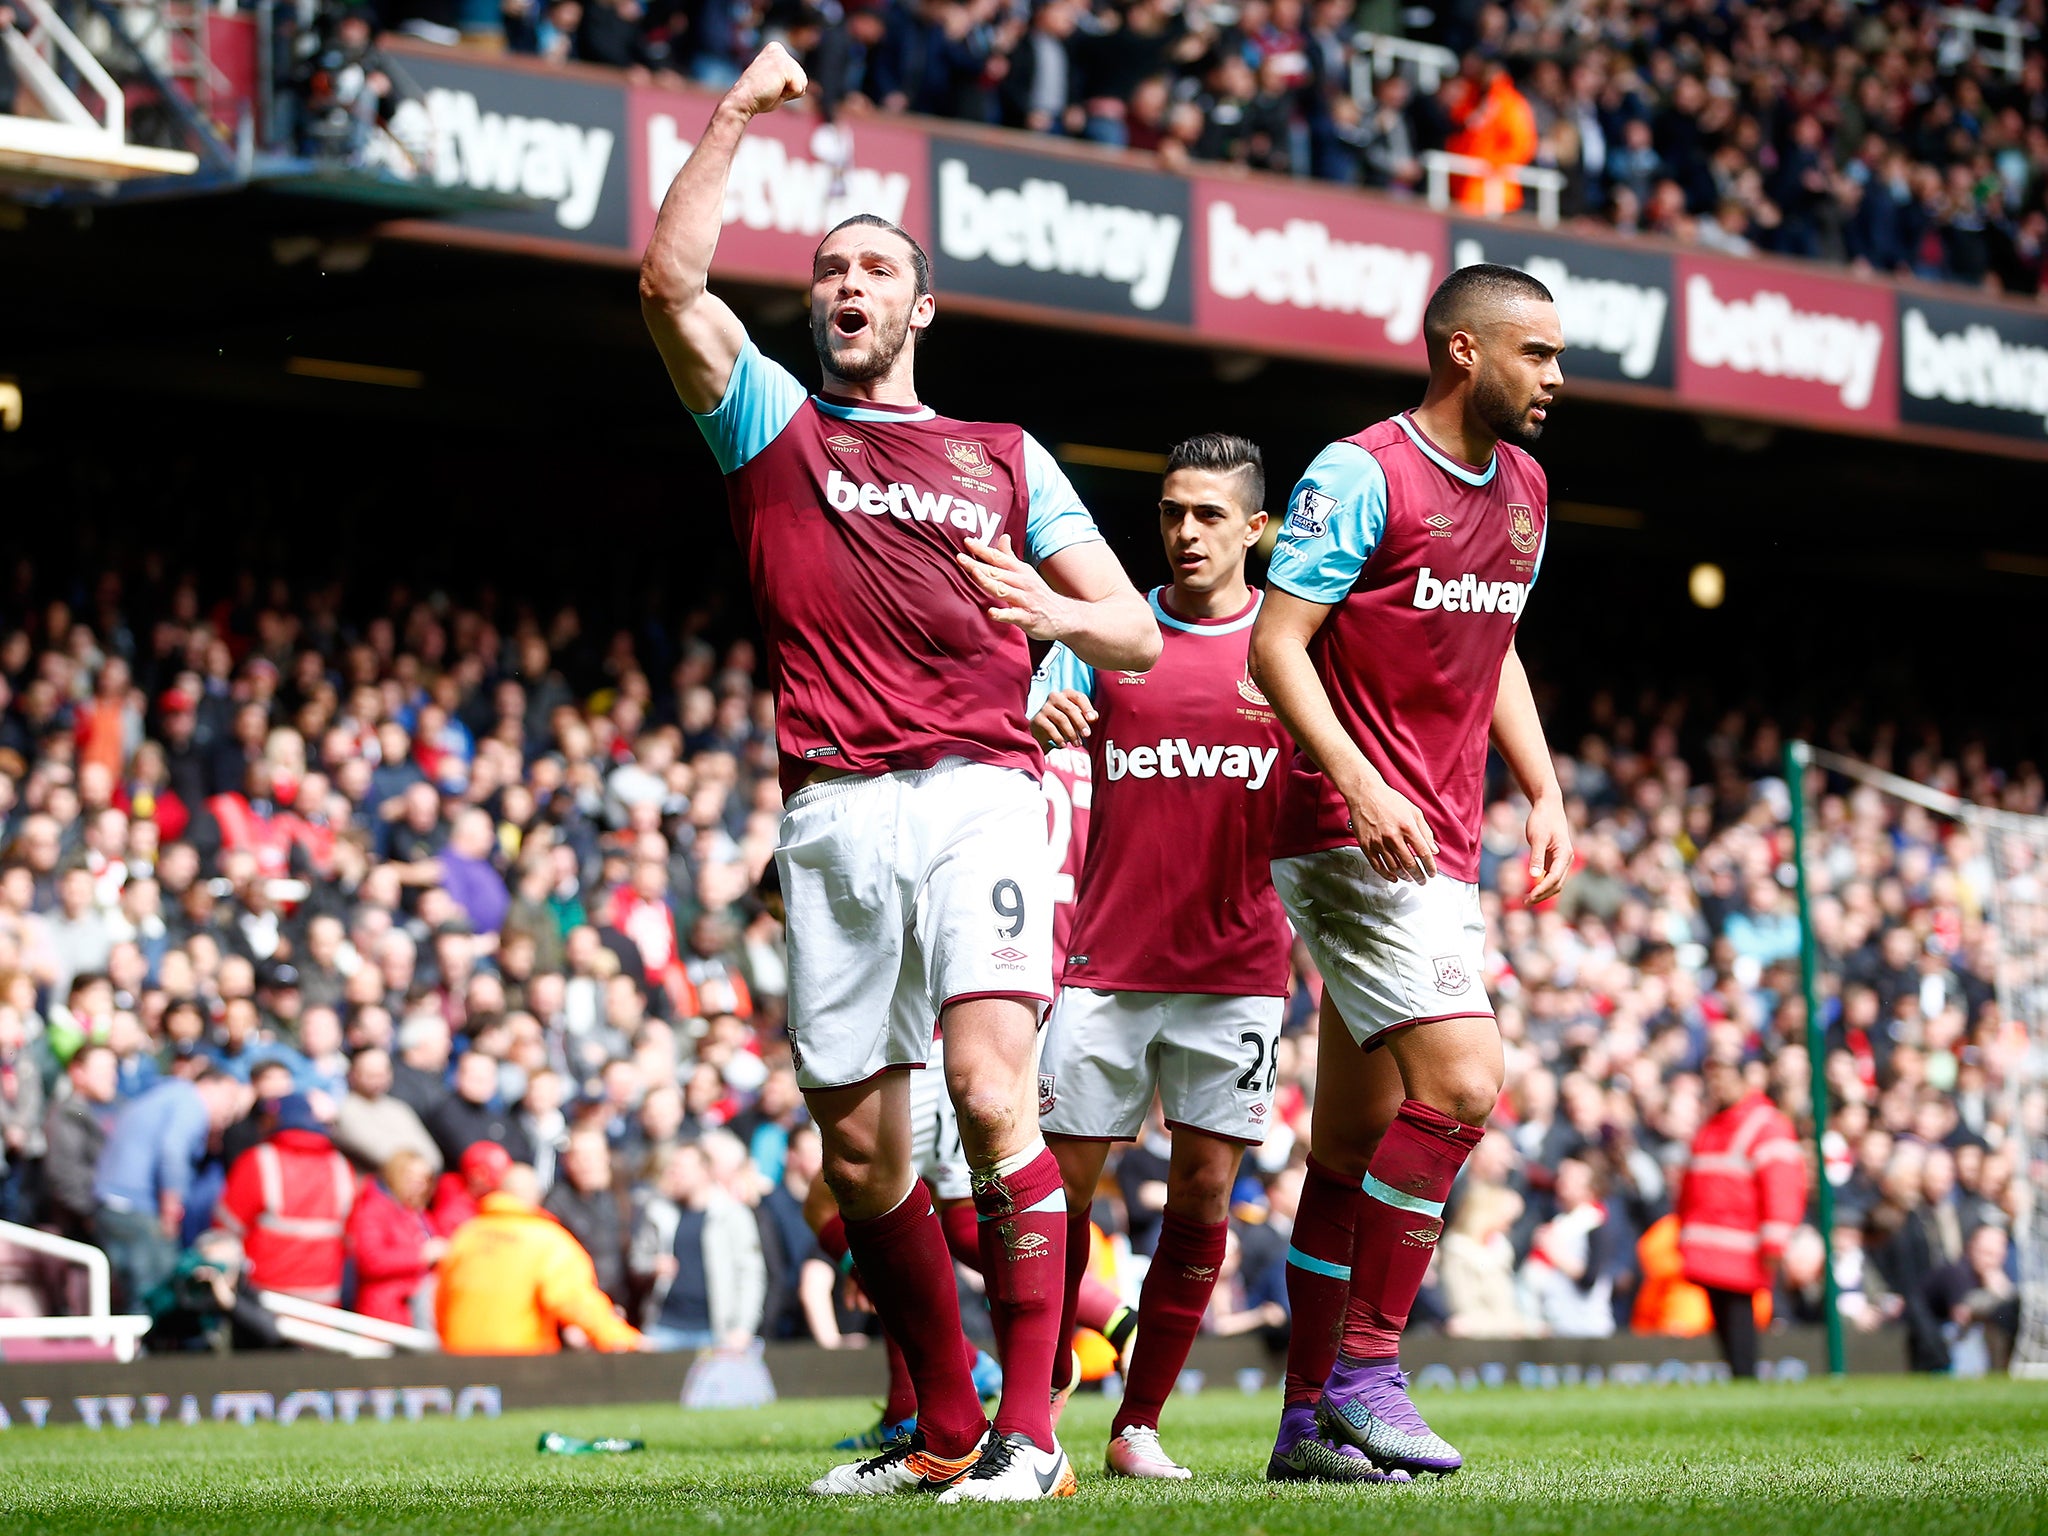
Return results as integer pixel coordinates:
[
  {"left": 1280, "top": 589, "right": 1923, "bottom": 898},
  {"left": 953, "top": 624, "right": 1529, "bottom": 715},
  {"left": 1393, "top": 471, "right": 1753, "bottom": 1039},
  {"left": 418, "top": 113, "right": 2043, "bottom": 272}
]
[
  {"left": 825, "top": 469, "right": 1002, "bottom": 544},
  {"left": 1103, "top": 739, "right": 1279, "bottom": 789},
  {"left": 1208, "top": 201, "right": 1433, "bottom": 344},
  {"left": 1684, "top": 274, "right": 1884, "bottom": 410},
  {"left": 937, "top": 158, "right": 1182, "bottom": 311},
  {"left": 426, "top": 88, "right": 613, "bottom": 232},
  {"left": 1413, "top": 567, "right": 1529, "bottom": 619},
  {"left": 644, "top": 116, "right": 912, "bottom": 236}
]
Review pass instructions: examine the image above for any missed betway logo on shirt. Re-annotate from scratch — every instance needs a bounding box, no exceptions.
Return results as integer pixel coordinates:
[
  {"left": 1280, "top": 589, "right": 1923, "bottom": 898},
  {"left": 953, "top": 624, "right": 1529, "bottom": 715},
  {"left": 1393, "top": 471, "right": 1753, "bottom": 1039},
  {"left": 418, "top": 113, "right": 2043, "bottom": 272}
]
[
  {"left": 424, "top": 87, "right": 615, "bottom": 232},
  {"left": 1684, "top": 273, "right": 1884, "bottom": 410},
  {"left": 824, "top": 468, "right": 1002, "bottom": 544},
  {"left": 1413, "top": 568, "right": 1530, "bottom": 619},
  {"left": 644, "top": 116, "right": 912, "bottom": 237},
  {"left": 1208, "top": 200, "right": 1433, "bottom": 344},
  {"left": 1103, "top": 738, "right": 1279, "bottom": 790}
]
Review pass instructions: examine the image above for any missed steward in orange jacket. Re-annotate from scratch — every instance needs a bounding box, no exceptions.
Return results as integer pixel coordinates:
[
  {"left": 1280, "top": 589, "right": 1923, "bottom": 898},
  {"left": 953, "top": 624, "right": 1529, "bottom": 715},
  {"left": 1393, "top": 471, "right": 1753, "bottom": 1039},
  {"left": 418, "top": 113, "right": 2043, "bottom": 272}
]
[
  {"left": 213, "top": 1096, "right": 358, "bottom": 1304},
  {"left": 1447, "top": 63, "right": 1539, "bottom": 212},
  {"left": 436, "top": 1167, "right": 643, "bottom": 1355},
  {"left": 1677, "top": 1082, "right": 1806, "bottom": 1294}
]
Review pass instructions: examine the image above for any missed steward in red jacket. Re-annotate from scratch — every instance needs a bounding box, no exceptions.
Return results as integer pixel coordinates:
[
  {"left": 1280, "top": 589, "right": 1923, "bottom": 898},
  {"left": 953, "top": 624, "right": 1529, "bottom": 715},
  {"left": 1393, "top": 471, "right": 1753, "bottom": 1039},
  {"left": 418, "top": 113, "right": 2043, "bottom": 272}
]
[
  {"left": 214, "top": 1095, "right": 358, "bottom": 1303},
  {"left": 1677, "top": 1075, "right": 1808, "bottom": 1295}
]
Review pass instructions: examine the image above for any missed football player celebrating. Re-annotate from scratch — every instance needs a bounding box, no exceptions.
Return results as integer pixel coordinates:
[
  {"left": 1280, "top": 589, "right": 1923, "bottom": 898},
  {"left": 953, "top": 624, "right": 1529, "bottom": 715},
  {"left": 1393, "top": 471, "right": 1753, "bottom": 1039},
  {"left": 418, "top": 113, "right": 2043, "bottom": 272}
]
[
  {"left": 1248, "top": 264, "right": 1571, "bottom": 1481},
  {"left": 641, "top": 42, "right": 1160, "bottom": 1502},
  {"left": 1030, "top": 435, "right": 1376, "bottom": 1482}
]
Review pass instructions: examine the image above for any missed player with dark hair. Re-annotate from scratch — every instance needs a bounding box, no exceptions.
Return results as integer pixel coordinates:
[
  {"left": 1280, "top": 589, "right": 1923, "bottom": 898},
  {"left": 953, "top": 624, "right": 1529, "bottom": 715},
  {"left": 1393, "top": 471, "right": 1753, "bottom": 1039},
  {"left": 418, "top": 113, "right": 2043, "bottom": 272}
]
[
  {"left": 1248, "top": 263, "right": 1572, "bottom": 1481},
  {"left": 1030, "top": 433, "right": 1373, "bottom": 1482},
  {"left": 640, "top": 42, "right": 1161, "bottom": 1503}
]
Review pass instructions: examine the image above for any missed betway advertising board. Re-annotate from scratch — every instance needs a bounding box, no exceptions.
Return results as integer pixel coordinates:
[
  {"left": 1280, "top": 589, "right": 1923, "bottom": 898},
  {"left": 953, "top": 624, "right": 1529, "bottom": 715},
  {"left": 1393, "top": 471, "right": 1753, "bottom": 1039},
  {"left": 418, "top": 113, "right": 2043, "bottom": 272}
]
[
  {"left": 626, "top": 89, "right": 930, "bottom": 281},
  {"left": 400, "top": 53, "right": 630, "bottom": 248},
  {"left": 1897, "top": 293, "right": 2048, "bottom": 442},
  {"left": 926, "top": 139, "right": 1194, "bottom": 325},
  {"left": 1192, "top": 176, "right": 1441, "bottom": 367},
  {"left": 1452, "top": 222, "right": 1675, "bottom": 391},
  {"left": 1675, "top": 254, "right": 1897, "bottom": 430},
  {"left": 377, "top": 46, "right": 2048, "bottom": 459}
]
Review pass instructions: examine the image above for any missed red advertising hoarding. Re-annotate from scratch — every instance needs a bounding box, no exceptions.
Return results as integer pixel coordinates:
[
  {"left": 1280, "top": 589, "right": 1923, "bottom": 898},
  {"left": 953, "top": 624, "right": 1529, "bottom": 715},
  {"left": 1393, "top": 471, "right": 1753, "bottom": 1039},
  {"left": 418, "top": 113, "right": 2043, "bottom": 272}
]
[
  {"left": 1675, "top": 254, "right": 1898, "bottom": 431},
  {"left": 1190, "top": 175, "right": 1445, "bottom": 369},
  {"left": 626, "top": 89, "right": 931, "bottom": 287}
]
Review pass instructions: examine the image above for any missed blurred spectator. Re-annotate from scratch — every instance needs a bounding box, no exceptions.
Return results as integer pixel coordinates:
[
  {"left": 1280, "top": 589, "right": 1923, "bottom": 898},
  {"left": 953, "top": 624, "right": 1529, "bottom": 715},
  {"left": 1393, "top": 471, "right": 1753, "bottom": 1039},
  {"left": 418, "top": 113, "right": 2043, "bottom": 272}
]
[
  {"left": 142, "top": 1229, "right": 286, "bottom": 1353},
  {"left": 1928, "top": 1223, "right": 2020, "bottom": 1375},
  {"left": 333, "top": 1046, "right": 442, "bottom": 1174},
  {"left": 1440, "top": 1180, "right": 1537, "bottom": 1337},
  {"left": 630, "top": 1141, "right": 766, "bottom": 1350},
  {"left": 41, "top": 1042, "right": 119, "bottom": 1241},
  {"left": 543, "top": 1129, "right": 630, "bottom": 1305},
  {"left": 1520, "top": 1154, "right": 1620, "bottom": 1338},
  {"left": 213, "top": 1093, "right": 358, "bottom": 1304},
  {"left": 0, "top": 1005, "right": 44, "bottom": 1222},
  {"left": 431, "top": 1138, "right": 513, "bottom": 1236},
  {"left": 437, "top": 1163, "right": 643, "bottom": 1355},
  {"left": 426, "top": 1047, "right": 537, "bottom": 1168},
  {"left": 92, "top": 1071, "right": 245, "bottom": 1310},
  {"left": 346, "top": 1148, "right": 446, "bottom": 1328}
]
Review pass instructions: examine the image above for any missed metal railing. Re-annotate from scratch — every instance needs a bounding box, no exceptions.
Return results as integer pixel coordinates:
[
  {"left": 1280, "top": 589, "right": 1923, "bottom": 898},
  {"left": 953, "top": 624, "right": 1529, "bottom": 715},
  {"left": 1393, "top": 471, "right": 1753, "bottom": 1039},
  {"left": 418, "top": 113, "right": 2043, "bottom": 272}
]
[
  {"left": 3, "top": 0, "right": 127, "bottom": 135},
  {"left": 1934, "top": 8, "right": 2036, "bottom": 79},
  {"left": 1351, "top": 31, "right": 1461, "bottom": 96},
  {"left": 0, "top": 1221, "right": 152, "bottom": 1361},
  {"left": 255, "top": 1291, "right": 441, "bottom": 1357},
  {"left": 1421, "top": 150, "right": 1566, "bottom": 226}
]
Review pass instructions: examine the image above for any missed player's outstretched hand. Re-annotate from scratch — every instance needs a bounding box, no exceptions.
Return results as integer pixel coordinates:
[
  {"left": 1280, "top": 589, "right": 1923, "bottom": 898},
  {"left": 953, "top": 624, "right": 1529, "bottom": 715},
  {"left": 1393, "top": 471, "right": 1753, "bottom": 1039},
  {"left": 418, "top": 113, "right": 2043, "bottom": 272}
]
[
  {"left": 960, "top": 535, "right": 1069, "bottom": 642},
  {"left": 1347, "top": 779, "right": 1438, "bottom": 885},
  {"left": 729, "top": 41, "right": 808, "bottom": 118},
  {"left": 1032, "top": 689, "right": 1096, "bottom": 748},
  {"left": 1524, "top": 796, "right": 1572, "bottom": 905}
]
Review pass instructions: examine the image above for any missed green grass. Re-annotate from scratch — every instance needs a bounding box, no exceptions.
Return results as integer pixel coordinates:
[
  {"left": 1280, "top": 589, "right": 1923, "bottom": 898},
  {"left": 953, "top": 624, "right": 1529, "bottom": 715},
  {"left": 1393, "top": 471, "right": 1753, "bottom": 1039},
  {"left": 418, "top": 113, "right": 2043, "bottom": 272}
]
[{"left": 2, "top": 1378, "right": 2045, "bottom": 1536}]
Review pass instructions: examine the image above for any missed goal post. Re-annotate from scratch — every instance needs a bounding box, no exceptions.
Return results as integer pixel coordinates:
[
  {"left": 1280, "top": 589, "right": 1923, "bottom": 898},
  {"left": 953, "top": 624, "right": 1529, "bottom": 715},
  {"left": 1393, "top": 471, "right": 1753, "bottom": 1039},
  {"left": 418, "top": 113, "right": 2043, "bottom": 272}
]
[{"left": 1786, "top": 740, "right": 2048, "bottom": 1378}]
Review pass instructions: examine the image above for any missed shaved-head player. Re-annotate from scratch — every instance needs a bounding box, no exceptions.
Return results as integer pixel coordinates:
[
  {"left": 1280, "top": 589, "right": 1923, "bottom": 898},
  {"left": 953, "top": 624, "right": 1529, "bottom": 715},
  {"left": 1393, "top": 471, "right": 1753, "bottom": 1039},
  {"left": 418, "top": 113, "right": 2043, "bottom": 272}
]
[
  {"left": 1247, "top": 264, "right": 1572, "bottom": 1481},
  {"left": 641, "top": 42, "right": 1160, "bottom": 1503}
]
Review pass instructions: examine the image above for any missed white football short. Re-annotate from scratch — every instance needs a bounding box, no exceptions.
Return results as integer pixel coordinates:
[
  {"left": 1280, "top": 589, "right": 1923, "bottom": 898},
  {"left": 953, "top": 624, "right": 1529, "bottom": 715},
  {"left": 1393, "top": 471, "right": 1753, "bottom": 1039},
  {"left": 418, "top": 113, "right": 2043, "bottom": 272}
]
[
  {"left": 908, "top": 1034, "right": 971, "bottom": 1202},
  {"left": 1270, "top": 845, "right": 1492, "bottom": 1049},
  {"left": 1038, "top": 987, "right": 1284, "bottom": 1144},
  {"left": 777, "top": 757, "right": 1054, "bottom": 1091}
]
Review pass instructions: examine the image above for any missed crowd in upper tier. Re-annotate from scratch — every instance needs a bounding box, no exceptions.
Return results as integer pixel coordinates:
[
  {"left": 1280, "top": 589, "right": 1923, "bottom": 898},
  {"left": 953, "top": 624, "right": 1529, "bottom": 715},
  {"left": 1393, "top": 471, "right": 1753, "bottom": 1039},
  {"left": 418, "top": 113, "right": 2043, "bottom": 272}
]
[
  {"left": 277, "top": 0, "right": 2048, "bottom": 294},
  {"left": 0, "top": 554, "right": 2029, "bottom": 1370}
]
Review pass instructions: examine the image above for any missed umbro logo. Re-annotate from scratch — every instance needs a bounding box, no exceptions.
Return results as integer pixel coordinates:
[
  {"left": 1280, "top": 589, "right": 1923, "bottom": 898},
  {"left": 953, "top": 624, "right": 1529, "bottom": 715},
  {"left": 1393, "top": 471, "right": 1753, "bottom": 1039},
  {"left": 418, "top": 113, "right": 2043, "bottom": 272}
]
[
  {"left": 1401, "top": 1226, "right": 1441, "bottom": 1249},
  {"left": 1183, "top": 1263, "right": 1217, "bottom": 1281},
  {"left": 826, "top": 434, "right": 864, "bottom": 453},
  {"left": 1003, "top": 1224, "right": 1052, "bottom": 1259},
  {"left": 1425, "top": 512, "right": 1455, "bottom": 538}
]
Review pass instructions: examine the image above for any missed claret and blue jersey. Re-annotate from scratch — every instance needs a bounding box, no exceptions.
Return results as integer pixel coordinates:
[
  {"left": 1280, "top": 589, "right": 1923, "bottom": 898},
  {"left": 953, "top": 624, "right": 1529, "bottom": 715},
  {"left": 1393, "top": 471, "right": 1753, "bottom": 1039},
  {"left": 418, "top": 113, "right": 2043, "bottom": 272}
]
[
  {"left": 694, "top": 339, "right": 1103, "bottom": 796},
  {"left": 1264, "top": 411, "right": 1551, "bottom": 885}
]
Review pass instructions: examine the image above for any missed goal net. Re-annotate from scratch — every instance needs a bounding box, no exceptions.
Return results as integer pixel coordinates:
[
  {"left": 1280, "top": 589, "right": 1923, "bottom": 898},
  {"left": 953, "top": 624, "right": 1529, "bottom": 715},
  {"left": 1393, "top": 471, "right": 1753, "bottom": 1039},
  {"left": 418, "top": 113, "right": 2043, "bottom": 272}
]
[{"left": 1797, "top": 748, "right": 2048, "bottom": 1376}]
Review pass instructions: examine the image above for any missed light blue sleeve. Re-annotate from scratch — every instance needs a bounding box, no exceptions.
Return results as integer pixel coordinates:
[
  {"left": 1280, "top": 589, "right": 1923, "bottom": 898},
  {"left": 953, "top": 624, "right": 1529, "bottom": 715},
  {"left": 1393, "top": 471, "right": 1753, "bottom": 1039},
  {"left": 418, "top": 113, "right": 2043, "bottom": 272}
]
[
  {"left": 1027, "top": 643, "right": 1095, "bottom": 713},
  {"left": 1264, "top": 442, "right": 1389, "bottom": 605},
  {"left": 1020, "top": 434, "right": 1104, "bottom": 565},
  {"left": 690, "top": 340, "right": 810, "bottom": 474}
]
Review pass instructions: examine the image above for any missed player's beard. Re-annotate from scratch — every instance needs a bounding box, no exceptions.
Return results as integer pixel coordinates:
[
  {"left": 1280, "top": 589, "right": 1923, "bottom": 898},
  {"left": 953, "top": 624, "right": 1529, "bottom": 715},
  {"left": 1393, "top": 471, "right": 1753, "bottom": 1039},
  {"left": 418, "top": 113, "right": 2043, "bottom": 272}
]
[
  {"left": 1472, "top": 364, "right": 1545, "bottom": 445},
  {"left": 812, "top": 303, "right": 914, "bottom": 386}
]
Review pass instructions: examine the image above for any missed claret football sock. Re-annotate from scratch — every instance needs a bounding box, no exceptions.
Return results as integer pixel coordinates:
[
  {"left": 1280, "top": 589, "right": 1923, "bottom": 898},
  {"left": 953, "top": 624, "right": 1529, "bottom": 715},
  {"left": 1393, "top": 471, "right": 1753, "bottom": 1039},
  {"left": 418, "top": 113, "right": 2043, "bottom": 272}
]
[
  {"left": 940, "top": 1199, "right": 985, "bottom": 1274},
  {"left": 973, "top": 1140, "right": 1068, "bottom": 1450},
  {"left": 1112, "top": 1209, "right": 1227, "bottom": 1436},
  {"left": 1340, "top": 1099, "right": 1484, "bottom": 1362},
  {"left": 843, "top": 1185, "right": 988, "bottom": 1459},
  {"left": 1281, "top": 1155, "right": 1361, "bottom": 1406},
  {"left": 1051, "top": 1204, "right": 1093, "bottom": 1392}
]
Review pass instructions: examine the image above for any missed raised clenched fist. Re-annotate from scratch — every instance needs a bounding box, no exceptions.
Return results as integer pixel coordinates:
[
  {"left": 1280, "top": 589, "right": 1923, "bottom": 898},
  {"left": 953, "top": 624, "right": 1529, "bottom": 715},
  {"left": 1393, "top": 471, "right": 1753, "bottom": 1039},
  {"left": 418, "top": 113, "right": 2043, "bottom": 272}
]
[{"left": 729, "top": 42, "right": 808, "bottom": 118}]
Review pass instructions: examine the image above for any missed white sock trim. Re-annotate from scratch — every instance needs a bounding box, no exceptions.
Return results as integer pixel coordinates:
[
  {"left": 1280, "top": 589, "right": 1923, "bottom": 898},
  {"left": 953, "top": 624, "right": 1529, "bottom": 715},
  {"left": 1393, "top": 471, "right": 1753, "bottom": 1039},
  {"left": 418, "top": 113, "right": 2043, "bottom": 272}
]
[{"left": 989, "top": 1136, "right": 1048, "bottom": 1181}]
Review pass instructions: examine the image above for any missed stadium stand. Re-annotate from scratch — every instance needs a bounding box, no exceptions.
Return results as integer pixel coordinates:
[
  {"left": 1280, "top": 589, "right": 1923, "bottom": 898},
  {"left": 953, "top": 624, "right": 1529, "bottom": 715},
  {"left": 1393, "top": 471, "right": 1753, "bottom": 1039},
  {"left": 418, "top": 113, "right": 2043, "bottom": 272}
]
[
  {"left": 241, "top": 0, "right": 2048, "bottom": 291},
  {"left": 0, "top": 568, "right": 2031, "bottom": 1369}
]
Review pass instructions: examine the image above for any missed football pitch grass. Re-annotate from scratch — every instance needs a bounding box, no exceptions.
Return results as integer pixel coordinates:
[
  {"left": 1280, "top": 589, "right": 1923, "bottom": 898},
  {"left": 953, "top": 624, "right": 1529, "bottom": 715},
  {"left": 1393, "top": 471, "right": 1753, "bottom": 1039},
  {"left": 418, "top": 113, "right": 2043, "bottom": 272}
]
[{"left": 3, "top": 1377, "right": 2044, "bottom": 1536}]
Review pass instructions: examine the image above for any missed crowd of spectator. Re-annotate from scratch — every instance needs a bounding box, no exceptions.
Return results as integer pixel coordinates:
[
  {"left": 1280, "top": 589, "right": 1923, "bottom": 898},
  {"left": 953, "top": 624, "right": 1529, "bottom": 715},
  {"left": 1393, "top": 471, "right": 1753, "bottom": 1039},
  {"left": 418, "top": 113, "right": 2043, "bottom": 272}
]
[
  {"left": 0, "top": 566, "right": 2035, "bottom": 1376},
  {"left": 280, "top": 0, "right": 2048, "bottom": 296}
]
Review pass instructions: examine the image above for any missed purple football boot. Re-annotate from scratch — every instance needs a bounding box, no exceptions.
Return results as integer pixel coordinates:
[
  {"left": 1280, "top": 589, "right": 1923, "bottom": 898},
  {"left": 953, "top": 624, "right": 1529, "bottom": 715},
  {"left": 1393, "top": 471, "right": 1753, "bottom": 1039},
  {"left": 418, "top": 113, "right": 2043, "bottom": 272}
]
[
  {"left": 1316, "top": 1358, "right": 1463, "bottom": 1475},
  {"left": 1266, "top": 1399, "right": 1413, "bottom": 1484}
]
